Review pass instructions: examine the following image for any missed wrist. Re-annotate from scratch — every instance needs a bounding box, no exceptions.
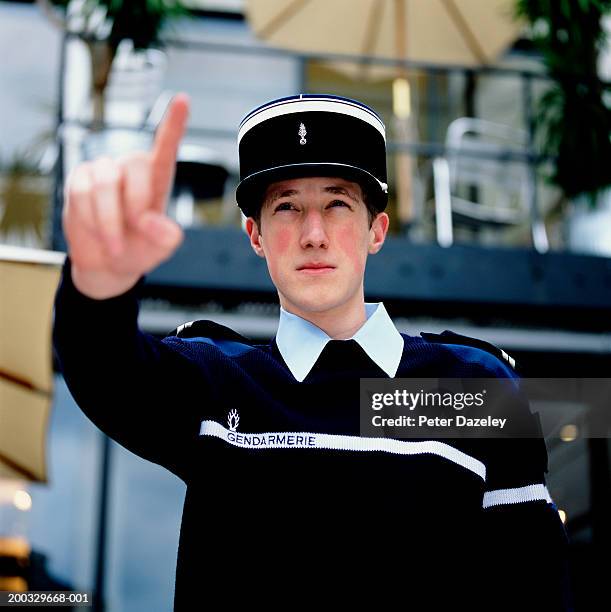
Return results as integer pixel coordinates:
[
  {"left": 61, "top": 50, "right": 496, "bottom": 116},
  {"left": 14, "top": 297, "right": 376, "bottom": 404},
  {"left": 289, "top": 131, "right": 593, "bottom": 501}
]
[{"left": 70, "top": 264, "right": 141, "bottom": 300}]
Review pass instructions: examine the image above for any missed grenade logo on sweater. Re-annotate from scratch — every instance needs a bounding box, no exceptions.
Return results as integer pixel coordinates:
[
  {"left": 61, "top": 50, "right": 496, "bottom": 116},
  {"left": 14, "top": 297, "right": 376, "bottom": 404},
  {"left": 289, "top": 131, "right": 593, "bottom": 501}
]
[{"left": 227, "top": 409, "right": 240, "bottom": 432}]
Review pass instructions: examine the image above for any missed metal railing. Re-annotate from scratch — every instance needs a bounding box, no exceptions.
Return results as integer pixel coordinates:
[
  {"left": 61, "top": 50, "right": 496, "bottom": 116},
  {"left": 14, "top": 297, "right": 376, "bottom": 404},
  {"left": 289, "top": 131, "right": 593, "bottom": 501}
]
[{"left": 52, "top": 28, "right": 556, "bottom": 252}]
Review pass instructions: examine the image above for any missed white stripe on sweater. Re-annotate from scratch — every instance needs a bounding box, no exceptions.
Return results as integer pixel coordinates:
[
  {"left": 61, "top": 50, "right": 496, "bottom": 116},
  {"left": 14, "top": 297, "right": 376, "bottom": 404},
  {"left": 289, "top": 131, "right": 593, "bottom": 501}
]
[
  {"left": 200, "top": 420, "right": 486, "bottom": 480},
  {"left": 482, "top": 483, "right": 553, "bottom": 509}
]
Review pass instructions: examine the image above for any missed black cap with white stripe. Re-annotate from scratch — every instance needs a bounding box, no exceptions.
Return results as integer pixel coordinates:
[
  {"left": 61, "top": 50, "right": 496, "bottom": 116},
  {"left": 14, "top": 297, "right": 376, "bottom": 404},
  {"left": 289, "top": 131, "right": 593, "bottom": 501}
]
[{"left": 236, "top": 94, "right": 388, "bottom": 218}]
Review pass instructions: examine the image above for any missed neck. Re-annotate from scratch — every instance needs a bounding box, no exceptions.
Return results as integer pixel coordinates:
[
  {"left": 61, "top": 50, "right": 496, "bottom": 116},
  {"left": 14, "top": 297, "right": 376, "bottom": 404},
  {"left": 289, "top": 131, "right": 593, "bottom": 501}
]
[{"left": 280, "top": 293, "right": 368, "bottom": 340}]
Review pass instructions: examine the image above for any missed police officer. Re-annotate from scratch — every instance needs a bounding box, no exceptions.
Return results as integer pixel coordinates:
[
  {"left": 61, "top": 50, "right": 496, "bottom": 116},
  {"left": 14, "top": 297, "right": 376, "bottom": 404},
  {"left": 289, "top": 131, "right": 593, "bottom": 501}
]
[{"left": 53, "top": 93, "right": 572, "bottom": 610}]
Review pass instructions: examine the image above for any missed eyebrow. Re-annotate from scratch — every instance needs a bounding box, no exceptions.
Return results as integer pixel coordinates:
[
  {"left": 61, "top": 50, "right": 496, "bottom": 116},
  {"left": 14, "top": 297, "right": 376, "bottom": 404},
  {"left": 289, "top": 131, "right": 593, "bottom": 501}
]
[
  {"left": 268, "top": 185, "right": 359, "bottom": 205},
  {"left": 324, "top": 185, "right": 359, "bottom": 202},
  {"left": 268, "top": 189, "right": 299, "bottom": 204}
]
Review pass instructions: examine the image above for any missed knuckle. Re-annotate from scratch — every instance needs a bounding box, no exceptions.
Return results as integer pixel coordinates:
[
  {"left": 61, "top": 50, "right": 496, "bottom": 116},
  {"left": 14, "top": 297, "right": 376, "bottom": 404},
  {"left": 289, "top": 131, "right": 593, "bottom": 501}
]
[
  {"left": 92, "top": 157, "right": 121, "bottom": 189},
  {"left": 70, "top": 179, "right": 91, "bottom": 199},
  {"left": 122, "top": 155, "right": 152, "bottom": 186},
  {"left": 68, "top": 166, "right": 92, "bottom": 198},
  {"left": 118, "top": 150, "right": 150, "bottom": 166}
]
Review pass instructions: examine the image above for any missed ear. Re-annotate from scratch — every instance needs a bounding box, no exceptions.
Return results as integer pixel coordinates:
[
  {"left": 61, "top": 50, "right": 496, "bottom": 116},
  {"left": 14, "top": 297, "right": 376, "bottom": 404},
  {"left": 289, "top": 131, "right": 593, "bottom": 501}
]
[
  {"left": 245, "top": 217, "right": 266, "bottom": 258},
  {"left": 368, "top": 212, "right": 389, "bottom": 255}
]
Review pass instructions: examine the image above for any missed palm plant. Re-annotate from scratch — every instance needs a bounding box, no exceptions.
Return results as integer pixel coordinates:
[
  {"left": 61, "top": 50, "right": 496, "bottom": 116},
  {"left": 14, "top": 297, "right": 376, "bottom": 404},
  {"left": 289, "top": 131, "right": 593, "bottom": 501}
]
[
  {"left": 515, "top": 0, "right": 611, "bottom": 204},
  {"left": 0, "top": 152, "right": 51, "bottom": 247},
  {"left": 37, "top": 0, "right": 193, "bottom": 129}
]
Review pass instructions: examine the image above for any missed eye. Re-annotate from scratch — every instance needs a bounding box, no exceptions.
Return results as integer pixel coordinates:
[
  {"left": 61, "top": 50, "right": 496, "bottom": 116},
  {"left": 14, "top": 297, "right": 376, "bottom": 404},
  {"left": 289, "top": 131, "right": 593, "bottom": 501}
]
[
  {"left": 328, "top": 200, "right": 351, "bottom": 209},
  {"left": 274, "top": 202, "right": 297, "bottom": 212}
]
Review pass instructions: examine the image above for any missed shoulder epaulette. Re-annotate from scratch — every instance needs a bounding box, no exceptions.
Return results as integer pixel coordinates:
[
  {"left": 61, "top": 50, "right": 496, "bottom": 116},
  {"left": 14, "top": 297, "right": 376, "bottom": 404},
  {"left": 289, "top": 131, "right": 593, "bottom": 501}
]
[
  {"left": 167, "top": 320, "right": 254, "bottom": 345},
  {"left": 420, "top": 330, "right": 517, "bottom": 372},
  {"left": 421, "top": 331, "right": 546, "bottom": 468}
]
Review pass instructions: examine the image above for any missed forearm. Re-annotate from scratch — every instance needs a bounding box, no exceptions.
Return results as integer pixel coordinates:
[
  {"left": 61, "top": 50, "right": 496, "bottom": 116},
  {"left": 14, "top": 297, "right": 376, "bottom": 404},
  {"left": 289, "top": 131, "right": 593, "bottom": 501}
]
[
  {"left": 480, "top": 495, "right": 574, "bottom": 610},
  {"left": 52, "top": 255, "right": 148, "bottom": 388},
  {"left": 52, "top": 256, "right": 203, "bottom": 477}
]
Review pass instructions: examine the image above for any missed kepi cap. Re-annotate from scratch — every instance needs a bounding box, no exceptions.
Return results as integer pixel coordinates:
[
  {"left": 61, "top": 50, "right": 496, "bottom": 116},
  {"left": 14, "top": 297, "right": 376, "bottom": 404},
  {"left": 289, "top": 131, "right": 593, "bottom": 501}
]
[{"left": 236, "top": 94, "right": 388, "bottom": 218}]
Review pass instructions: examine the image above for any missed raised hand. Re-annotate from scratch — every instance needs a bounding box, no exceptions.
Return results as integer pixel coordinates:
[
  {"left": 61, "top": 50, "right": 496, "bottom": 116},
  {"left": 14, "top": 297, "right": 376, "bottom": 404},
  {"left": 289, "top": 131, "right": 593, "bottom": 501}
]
[{"left": 63, "top": 93, "right": 190, "bottom": 299}]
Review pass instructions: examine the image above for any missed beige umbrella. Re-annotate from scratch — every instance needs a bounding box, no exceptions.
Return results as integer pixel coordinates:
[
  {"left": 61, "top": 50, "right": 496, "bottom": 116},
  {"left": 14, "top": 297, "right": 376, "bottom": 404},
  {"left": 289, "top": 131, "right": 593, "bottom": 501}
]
[
  {"left": 245, "top": 0, "right": 520, "bottom": 225},
  {"left": 0, "top": 245, "right": 64, "bottom": 482}
]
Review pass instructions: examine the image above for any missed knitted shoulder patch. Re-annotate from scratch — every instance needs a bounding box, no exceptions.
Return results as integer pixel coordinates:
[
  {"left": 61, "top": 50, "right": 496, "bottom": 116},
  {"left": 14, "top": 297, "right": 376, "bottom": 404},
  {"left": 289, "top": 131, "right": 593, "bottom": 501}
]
[
  {"left": 167, "top": 320, "right": 254, "bottom": 345},
  {"left": 420, "top": 330, "right": 517, "bottom": 372}
]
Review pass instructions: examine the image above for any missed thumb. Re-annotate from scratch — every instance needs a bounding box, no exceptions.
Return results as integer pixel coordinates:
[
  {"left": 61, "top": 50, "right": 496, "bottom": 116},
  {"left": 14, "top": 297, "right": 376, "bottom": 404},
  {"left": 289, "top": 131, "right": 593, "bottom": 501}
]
[{"left": 137, "top": 211, "right": 184, "bottom": 252}]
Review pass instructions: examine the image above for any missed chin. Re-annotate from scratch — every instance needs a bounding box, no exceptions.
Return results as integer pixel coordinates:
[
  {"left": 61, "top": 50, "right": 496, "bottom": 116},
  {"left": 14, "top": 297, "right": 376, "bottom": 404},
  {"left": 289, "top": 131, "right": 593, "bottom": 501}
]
[
  {"left": 283, "top": 286, "right": 349, "bottom": 315},
  {"left": 299, "top": 300, "right": 340, "bottom": 314}
]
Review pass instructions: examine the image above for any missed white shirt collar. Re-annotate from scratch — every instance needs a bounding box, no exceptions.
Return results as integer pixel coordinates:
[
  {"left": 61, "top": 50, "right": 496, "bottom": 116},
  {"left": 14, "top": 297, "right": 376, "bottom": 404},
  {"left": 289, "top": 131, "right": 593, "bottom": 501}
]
[{"left": 275, "top": 302, "right": 404, "bottom": 382}]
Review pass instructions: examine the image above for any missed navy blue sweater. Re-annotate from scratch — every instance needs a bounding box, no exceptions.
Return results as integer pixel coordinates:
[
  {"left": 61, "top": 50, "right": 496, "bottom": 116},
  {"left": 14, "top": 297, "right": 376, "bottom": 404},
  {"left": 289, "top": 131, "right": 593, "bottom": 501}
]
[{"left": 52, "top": 257, "right": 572, "bottom": 610}]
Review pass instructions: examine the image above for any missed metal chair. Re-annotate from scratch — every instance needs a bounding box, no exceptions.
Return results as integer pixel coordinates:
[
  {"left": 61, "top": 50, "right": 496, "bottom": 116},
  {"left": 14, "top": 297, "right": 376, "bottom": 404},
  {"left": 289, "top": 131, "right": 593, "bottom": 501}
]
[
  {"left": 432, "top": 117, "right": 548, "bottom": 252},
  {"left": 170, "top": 143, "right": 229, "bottom": 227}
]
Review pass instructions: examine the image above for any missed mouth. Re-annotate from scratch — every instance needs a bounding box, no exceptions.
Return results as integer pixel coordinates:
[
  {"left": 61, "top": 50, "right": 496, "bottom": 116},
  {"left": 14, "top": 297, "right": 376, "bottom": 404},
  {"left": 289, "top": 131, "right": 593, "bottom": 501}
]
[{"left": 296, "top": 263, "right": 336, "bottom": 275}]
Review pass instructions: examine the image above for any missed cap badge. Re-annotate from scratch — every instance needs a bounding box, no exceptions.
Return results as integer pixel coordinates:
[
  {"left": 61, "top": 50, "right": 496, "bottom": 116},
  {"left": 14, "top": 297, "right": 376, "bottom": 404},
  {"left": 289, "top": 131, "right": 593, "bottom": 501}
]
[{"left": 298, "top": 122, "right": 307, "bottom": 145}]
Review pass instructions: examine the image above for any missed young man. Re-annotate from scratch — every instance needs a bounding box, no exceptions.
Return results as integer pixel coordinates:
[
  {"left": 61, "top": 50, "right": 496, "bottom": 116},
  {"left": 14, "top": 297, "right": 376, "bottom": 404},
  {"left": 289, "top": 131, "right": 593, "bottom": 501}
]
[{"left": 53, "top": 94, "right": 571, "bottom": 609}]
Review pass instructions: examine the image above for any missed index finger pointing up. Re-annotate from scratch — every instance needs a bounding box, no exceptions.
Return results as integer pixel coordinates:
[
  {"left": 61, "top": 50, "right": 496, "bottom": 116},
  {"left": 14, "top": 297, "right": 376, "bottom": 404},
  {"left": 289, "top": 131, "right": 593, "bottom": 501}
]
[{"left": 150, "top": 92, "right": 191, "bottom": 211}]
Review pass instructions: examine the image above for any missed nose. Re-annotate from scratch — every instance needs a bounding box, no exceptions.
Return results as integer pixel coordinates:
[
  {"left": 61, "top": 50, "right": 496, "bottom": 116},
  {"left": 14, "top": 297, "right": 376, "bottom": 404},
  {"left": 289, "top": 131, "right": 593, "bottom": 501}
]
[{"left": 299, "top": 209, "right": 329, "bottom": 249}]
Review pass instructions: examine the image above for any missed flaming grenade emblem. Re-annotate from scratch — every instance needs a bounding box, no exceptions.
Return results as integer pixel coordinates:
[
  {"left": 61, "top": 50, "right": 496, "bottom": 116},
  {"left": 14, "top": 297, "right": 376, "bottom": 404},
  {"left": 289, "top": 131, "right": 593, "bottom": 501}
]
[
  {"left": 227, "top": 409, "right": 240, "bottom": 432},
  {"left": 298, "top": 122, "right": 307, "bottom": 145}
]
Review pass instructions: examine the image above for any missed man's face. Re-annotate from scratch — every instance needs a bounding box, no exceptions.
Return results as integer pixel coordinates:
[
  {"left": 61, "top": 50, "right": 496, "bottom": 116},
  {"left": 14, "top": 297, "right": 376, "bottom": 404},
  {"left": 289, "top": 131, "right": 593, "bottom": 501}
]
[{"left": 246, "top": 176, "right": 389, "bottom": 319}]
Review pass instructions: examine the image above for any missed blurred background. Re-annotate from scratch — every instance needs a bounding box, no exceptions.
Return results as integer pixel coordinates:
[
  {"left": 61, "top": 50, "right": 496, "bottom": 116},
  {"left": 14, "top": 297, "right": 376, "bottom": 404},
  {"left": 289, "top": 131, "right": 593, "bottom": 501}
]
[{"left": 0, "top": 0, "right": 610, "bottom": 610}]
